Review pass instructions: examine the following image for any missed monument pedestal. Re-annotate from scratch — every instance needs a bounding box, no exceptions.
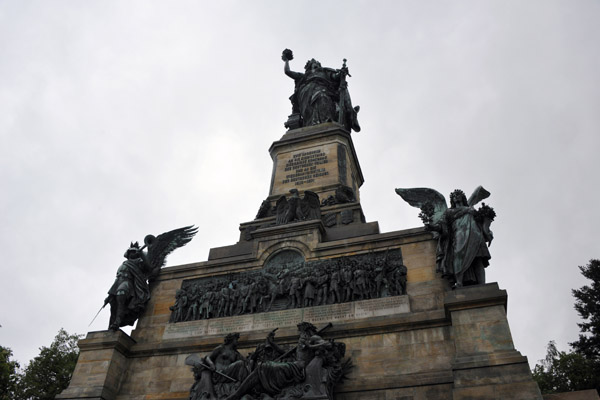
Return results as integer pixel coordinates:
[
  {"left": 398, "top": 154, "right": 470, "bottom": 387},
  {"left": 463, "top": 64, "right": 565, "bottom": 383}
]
[
  {"left": 446, "top": 284, "right": 543, "bottom": 399},
  {"left": 56, "top": 330, "right": 135, "bottom": 400},
  {"left": 60, "top": 124, "right": 545, "bottom": 399},
  {"left": 268, "top": 122, "right": 363, "bottom": 203}
]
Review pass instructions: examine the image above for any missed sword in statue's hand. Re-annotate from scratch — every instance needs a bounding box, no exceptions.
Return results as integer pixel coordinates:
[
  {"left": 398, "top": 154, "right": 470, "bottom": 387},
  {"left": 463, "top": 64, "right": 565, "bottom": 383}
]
[
  {"left": 88, "top": 297, "right": 109, "bottom": 327},
  {"left": 88, "top": 243, "right": 149, "bottom": 327}
]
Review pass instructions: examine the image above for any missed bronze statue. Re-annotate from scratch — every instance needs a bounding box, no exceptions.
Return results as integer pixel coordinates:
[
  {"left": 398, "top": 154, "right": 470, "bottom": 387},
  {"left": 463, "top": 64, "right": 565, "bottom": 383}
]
[
  {"left": 186, "top": 333, "right": 250, "bottom": 400},
  {"left": 275, "top": 189, "right": 321, "bottom": 225},
  {"left": 341, "top": 265, "right": 354, "bottom": 302},
  {"left": 288, "top": 275, "right": 303, "bottom": 309},
  {"left": 169, "top": 249, "right": 407, "bottom": 323},
  {"left": 208, "top": 322, "right": 351, "bottom": 400},
  {"left": 329, "top": 266, "right": 342, "bottom": 304},
  {"left": 169, "top": 289, "right": 188, "bottom": 323},
  {"left": 396, "top": 186, "right": 496, "bottom": 288},
  {"left": 103, "top": 225, "right": 197, "bottom": 330},
  {"left": 282, "top": 49, "right": 360, "bottom": 133},
  {"left": 321, "top": 185, "right": 356, "bottom": 206},
  {"left": 255, "top": 199, "right": 274, "bottom": 219},
  {"left": 302, "top": 273, "right": 316, "bottom": 307},
  {"left": 315, "top": 268, "right": 329, "bottom": 305}
]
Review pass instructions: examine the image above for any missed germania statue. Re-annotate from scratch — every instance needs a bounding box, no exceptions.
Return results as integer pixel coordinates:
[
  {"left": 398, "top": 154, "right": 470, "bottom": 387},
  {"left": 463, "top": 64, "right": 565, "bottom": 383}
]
[{"left": 282, "top": 48, "right": 361, "bottom": 133}]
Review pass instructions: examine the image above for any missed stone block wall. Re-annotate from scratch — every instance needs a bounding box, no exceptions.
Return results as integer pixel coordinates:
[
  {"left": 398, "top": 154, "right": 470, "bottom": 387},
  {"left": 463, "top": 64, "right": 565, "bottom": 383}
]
[{"left": 60, "top": 224, "right": 544, "bottom": 399}]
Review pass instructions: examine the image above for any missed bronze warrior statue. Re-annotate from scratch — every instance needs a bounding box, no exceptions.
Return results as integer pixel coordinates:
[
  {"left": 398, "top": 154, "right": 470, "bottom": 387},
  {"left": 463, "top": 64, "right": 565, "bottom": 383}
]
[{"left": 103, "top": 225, "right": 197, "bottom": 330}]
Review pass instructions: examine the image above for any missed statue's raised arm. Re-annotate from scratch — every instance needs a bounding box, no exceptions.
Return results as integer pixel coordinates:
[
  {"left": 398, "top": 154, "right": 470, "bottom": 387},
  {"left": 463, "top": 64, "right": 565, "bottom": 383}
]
[{"left": 282, "top": 48, "right": 303, "bottom": 81}]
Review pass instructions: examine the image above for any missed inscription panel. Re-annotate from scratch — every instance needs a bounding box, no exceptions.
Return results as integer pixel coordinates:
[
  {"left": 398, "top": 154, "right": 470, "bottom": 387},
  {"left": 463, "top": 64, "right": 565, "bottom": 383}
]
[
  {"left": 281, "top": 149, "right": 330, "bottom": 186},
  {"left": 163, "top": 320, "right": 208, "bottom": 340},
  {"left": 162, "top": 295, "right": 410, "bottom": 340},
  {"left": 354, "top": 296, "right": 410, "bottom": 319},
  {"left": 253, "top": 309, "right": 304, "bottom": 331},
  {"left": 303, "top": 302, "right": 353, "bottom": 324},
  {"left": 208, "top": 315, "right": 254, "bottom": 335}
]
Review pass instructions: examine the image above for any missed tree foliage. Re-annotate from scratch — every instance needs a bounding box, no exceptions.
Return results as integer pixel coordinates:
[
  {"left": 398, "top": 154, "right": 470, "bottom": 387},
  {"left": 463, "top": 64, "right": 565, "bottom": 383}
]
[
  {"left": 2, "top": 329, "right": 82, "bottom": 400},
  {"left": 18, "top": 329, "right": 81, "bottom": 400},
  {"left": 532, "top": 259, "right": 600, "bottom": 395},
  {"left": 532, "top": 341, "right": 600, "bottom": 394},
  {"left": 0, "top": 346, "right": 20, "bottom": 400},
  {"left": 571, "top": 259, "right": 600, "bottom": 360}
]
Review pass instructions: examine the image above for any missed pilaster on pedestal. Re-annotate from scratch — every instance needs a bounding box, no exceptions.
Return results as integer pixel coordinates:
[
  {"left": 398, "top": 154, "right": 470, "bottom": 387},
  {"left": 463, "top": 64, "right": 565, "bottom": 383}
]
[
  {"left": 445, "top": 284, "right": 543, "bottom": 400},
  {"left": 56, "top": 330, "right": 135, "bottom": 400},
  {"left": 268, "top": 122, "right": 364, "bottom": 203}
]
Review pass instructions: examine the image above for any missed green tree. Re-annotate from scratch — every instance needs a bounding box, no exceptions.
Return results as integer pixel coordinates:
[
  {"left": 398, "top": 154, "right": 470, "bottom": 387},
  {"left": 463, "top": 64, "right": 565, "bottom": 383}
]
[
  {"left": 532, "top": 259, "right": 600, "bottom": 395},
  {"left": 0, "top": 346, "right": 20, "bottom": 400},
  {"left": 17, "top": 329, "right": 82, "bottom": 400},
  {"left": 532, "top": 341, "right": 600, "bottom": 394},
  {"left": 571, "top": 259, "right": 600, "bottom": 360}
]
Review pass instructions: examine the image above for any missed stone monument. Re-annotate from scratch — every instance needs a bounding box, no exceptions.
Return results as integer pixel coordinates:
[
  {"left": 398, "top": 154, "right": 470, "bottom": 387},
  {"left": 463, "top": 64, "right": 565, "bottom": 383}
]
[{"left": 58, "top": 50, "right": 546, "bottom": 400}]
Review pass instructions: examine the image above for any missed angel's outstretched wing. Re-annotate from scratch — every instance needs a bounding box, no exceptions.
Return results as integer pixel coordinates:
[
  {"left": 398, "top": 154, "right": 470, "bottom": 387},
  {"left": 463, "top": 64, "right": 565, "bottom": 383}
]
[
  {"left": 467, "top": 186, "right": 490, "bottom": 207},
  {"left": 395, "top": 187, "right": 448, "bottom": 225},
  {"left": 275, "top": 196, "right": 289, "bottom": 225},
  {"left": 300, "top": 190, "right": 321, "bottom": 220},
  {"left": 146, "top": 225, "right": 198, "bottom": 280}
]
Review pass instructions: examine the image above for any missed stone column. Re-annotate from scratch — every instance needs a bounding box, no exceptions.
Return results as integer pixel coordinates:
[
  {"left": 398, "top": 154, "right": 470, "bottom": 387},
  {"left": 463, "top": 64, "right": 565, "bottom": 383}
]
[
  {"left": 445, "top": 283, "right": 543, "bottom": 399},
  {"left": 57, "top": 330, "right": 135, "bottom": 400}
]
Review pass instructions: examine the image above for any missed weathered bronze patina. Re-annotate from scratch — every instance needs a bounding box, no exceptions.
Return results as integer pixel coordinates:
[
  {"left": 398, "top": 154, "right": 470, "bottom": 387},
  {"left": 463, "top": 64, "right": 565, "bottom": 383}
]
[
  {"left": 104, "top": 225, "right": 198, "bottom": 330},
  {"left": 396, "top": 186, "right": 496, "bottom": 288},
  {"left": 169, "top": 248, "right": 406, "bottom": 323},
  {"left": 186, "top": 322, "right": 350, "bottom": 400},
  {"left": 282, "top": 49, "right": 360, "bottom": 133}
]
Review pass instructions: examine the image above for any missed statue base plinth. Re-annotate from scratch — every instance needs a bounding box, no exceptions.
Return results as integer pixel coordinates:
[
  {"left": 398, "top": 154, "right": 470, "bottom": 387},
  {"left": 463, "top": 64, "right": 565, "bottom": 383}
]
[
  {"left": 269, "top": 122, "right": 363, "bottom": 203},
  {"left": 56, "top": 330, "right": 135, "bottom": 400}
]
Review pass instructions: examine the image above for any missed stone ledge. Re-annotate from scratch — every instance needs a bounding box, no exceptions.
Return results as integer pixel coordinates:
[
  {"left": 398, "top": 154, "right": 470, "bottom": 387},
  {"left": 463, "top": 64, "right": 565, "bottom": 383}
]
[
  {"left": 125, "top": 308, "right": 449, "bottom": 358},
  {"left": 338, "top": 369, "right": 454, "bottom": 393},
  {"left": 323, "top": 221, "right": 380, "bottom": 242},
  {"left": 444, "top": 282, "right": 508, "bottom": 317},
  {"left": 315, "top": 226, "right": 431, "bottom": 253},
  {"left": 158, "top": 226, "right": 433, "bottom": 283},
  {"left": 452, "top": 350, "right": 529, "bottom": 370},
  {"left": 78, "top": 330, "right": 136, "bottom": 355},
  {"left": 250, "top": 218, "right": 325, "bottom": 239},
  {"left": 544, "top": 390, "right": 600, "bottom": 400},
  {"left": 157, "top": 257, "right": 262, "bottom": 282},
  {"left": 56, "top": 385, "right": 116, "bottom": 399},
  {"left": 207, "top": 241, "right": 253, "bottom": 261},
  {"left": 277, "top": 122, "right": 350, "bottom": 142}
]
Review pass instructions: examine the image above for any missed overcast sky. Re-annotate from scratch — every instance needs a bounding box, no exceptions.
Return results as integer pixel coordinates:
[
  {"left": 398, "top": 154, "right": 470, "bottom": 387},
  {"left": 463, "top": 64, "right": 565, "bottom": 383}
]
[{"left": 1, "top": 1, "right": 599, "bottom": 370}]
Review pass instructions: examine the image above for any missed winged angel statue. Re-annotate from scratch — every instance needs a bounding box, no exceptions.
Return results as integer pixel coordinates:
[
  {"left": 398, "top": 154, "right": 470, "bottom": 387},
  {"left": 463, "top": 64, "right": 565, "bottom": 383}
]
[
  {"left": 396, "top": 187, "right": 496, "bottom": 288},
  {"left": 275, "top": 189, "right": 321, "bottom": 225},
  {"left": 104, "top": 225, "right": 198, "bottom": 330}
]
